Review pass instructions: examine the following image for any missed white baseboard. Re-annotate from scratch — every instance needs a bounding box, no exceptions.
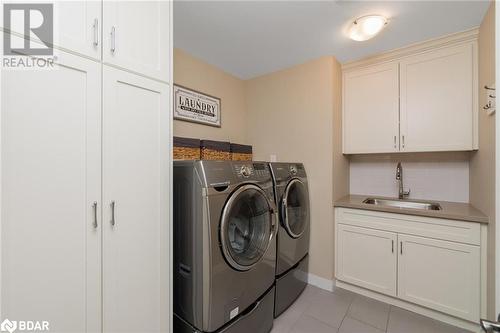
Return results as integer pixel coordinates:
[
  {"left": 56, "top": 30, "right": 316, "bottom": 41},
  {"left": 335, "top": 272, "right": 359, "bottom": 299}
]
[{"left": 307, "top": 273, "right": 335, "bottom": 292}]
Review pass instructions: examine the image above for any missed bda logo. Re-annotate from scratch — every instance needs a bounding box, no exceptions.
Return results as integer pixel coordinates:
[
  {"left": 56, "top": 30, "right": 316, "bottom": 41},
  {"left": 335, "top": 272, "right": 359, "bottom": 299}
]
[{"left": 0, "top": 319, "right": 17, "bottom": 333}]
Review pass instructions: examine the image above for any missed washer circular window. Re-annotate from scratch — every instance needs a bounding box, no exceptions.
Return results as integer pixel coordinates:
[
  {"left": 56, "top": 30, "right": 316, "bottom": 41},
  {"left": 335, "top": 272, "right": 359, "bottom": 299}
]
[
  {"left": 220, "top": 184, "right": 274, "bottom": 271},
  {"left": 282, "top": 179, "right": 309, "bottom": 238}
]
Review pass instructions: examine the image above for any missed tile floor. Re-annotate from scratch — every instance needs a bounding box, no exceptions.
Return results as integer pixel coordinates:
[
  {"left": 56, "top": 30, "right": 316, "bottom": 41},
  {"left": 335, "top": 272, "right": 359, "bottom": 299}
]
[{"left": 271, "top": 285, "right": 474, "bottom": 333}]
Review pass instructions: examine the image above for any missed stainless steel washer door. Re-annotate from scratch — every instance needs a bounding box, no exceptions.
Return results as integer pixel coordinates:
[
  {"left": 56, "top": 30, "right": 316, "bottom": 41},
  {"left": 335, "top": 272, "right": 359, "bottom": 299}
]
[
  {"left": 281, "top": 179, "right": 309, "bottom": 238},
  {"left": 220, "top": 184, "right": 276, "bottom": 271}
]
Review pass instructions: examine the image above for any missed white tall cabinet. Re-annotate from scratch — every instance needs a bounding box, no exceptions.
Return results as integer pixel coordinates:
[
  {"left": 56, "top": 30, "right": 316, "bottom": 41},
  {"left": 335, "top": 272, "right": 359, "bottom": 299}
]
[
  {"left": 2, "top": 51, "right": 102, "bottom": 333},
  {"left": 102, "top": 67, "right": 170, "bottom": 333},
  {"left": 1, "top": 1, "right": 172, "bottom": 332}
]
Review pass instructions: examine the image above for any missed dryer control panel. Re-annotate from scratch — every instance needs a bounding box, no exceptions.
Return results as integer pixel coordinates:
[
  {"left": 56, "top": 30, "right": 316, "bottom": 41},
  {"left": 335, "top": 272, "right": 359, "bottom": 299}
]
[{"left": 269, "top": 162, "right": 307, "bottom": 182}]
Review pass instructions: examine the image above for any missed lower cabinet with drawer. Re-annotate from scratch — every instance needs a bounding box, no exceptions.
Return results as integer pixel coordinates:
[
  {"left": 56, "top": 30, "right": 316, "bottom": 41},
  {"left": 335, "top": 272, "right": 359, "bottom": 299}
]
[{"left": 334, "top": 208, "right": 486, "bottom": 328}]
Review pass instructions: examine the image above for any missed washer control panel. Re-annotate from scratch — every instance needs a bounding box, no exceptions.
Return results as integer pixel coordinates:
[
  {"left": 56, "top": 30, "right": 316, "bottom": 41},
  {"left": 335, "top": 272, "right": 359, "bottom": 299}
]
[
  {"left": 240, "top": 165, "right": 252, "bottom": 177},
  {"left": 252, "top": 163, "right": 270, "bottom": 178},
  {"left": 233, "top": 163, "right": 254, "bottom": 178},
  {"left": 233, "top": 162, "right": 270, "bottom": 179}
]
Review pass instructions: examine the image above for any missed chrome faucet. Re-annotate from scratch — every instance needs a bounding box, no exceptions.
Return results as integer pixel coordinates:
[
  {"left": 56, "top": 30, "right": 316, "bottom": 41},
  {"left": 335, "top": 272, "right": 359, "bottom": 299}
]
[{"left": 396, "top": 162, "right": 410, "bottom": 199}]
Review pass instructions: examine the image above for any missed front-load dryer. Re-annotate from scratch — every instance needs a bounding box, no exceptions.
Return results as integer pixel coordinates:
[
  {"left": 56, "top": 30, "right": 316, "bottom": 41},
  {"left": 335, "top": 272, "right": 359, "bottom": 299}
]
[
  {"left": 269, "top": 162, "right": 310, "bottom": 317},
  {"left": 173, "top": 160, "right": 277, "bottom": 333}
]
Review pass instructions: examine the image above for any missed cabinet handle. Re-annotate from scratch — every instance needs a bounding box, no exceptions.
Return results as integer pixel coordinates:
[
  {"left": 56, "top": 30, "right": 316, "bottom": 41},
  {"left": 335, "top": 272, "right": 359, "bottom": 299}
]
[
  {"left": 393, "top": 135, "right": 397, "bottom": 149},
  {"left": 402, "top": 135, "right": 405, "bottom": 149},
  {"left": 110, "top": 26, "right": 116, "bottom": 53},
  {"left": 391, "top": 240, "right": 394, "bottom": 253},
  {"left": 400, "top": 241, "right": 403, "bottom": 255},
  {"left": 93, "top": 18, "right": 99, "bottom": 46},
  {"left": 110, "top": 201, "right": 116, "bottom": 226},
  {"left": 92, "top": 201, "right": 98, "bottom": 228}
]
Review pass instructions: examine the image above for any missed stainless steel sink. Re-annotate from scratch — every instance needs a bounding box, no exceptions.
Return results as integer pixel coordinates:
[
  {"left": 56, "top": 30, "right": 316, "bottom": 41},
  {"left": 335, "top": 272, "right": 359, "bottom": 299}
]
[{"left": 362, "top": 198, "right": 442, "bottom": 211}]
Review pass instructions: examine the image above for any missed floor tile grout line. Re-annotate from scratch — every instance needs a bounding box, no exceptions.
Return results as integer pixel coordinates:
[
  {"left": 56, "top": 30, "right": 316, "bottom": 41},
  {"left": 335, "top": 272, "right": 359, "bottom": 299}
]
[
  {"left": 385, "top": 305, "right": 393, "bottom": 333},
  {"left": 344, "top": 314, "right": 388, "bottom": 332},
  {"left": 288, "top": 305, "right": 308, "bottom": 331},
  {"left": 285, "top": 289, "right": 319, "bottom": 332},
  {"left": 337, "top": 294, "right": 355, "bottom": 331},
  {"left": 343, "top": 295, "right": 390, "bottom": 332}
]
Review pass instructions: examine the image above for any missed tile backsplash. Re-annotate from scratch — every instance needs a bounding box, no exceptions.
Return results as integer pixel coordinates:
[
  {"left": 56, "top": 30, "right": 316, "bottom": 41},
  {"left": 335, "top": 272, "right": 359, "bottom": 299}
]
[{"left": 349, "top": 152, "right": 470, "bottom": 203}]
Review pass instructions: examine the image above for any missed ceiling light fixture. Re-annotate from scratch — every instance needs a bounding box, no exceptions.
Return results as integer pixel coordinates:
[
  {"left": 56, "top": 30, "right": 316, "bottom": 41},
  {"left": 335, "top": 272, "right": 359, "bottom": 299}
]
[{"left": 348, "top": 15, "right": 388, "bottom": 41}]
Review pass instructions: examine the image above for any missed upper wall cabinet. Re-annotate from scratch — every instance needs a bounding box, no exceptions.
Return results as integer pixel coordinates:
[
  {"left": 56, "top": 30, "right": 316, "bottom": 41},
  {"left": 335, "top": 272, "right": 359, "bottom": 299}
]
[
  {"left": 342, "top": 30, "right": 478, "bottom": 154},
  {"left": 6, "top": 1, "right": 170, "bottom": 82},
  {"left": 5, "top": 1, "right": 101, "bottom": 60},
  {"left": 400, "top": 43, "right": 476, "bottom": 152},
  {"left": 55, "top": 1, "right": 102, "bottom": 59},
  {"left": 103, "top": 1, "right": 170, "bottom": 81},
  {"left": 343, "top": 63, "right": 400, "bottom": 154}
]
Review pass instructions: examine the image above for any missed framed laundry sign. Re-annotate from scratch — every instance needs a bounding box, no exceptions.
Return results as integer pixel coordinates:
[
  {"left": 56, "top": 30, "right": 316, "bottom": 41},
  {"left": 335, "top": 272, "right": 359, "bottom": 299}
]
[{"left": 174, "top": 85, "right": 221, "bottom": 127}]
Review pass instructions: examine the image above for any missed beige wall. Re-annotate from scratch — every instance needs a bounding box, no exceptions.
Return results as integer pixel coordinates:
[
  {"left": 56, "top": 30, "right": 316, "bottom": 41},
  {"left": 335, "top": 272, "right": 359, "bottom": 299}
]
[
  {"left": 174, "top": 50, "right": 347, "bottom": 280},
  {"left": 173, "top": 48, "right": 248, "bottom": 143},
  {"left": 470, "top": 1, "right": 496, "bottom": 319},
  {"left": 246, "top": 57, "right": 348, "bottom": 281}
]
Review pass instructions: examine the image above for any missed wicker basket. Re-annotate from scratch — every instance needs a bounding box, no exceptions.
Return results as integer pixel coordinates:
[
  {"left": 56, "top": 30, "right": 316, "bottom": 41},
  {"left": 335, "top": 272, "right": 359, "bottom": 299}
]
[
  {"left": 231, "top": 143, "right": 253, "bottom": 161},
  {"left": 173, "top": 137, "right": 201, "bottom": 160},
  {"left": 201, "top": 140, "right": 231, "bottom": 160}
]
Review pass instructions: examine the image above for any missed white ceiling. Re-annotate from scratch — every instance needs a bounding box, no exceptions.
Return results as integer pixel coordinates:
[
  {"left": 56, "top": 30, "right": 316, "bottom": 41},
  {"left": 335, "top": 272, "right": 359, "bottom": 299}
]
[{"left": 173, "top": 1, "right": 491, "bottom": 79}]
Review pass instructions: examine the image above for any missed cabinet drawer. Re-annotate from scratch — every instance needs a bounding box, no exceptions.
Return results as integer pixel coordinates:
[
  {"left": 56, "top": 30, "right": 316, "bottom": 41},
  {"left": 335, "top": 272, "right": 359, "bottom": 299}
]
[{"left": 335, "top": 208, "right": 480, "bottom": 245}]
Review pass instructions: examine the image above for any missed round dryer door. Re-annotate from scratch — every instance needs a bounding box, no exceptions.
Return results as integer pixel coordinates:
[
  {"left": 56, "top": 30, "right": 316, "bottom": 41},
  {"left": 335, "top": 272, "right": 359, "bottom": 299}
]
[
  {"left": 220, "top": 184, "right": 276, "bottom": 271},
  {"left": 281, "top": 179, "right": 309, "bottom": 238}
]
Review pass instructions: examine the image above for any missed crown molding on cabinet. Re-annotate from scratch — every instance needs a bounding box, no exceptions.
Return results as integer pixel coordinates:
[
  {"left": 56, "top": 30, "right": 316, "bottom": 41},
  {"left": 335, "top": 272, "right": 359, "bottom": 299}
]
[{"left": 342, "top": 27, "right": 479, "bottom": 71}]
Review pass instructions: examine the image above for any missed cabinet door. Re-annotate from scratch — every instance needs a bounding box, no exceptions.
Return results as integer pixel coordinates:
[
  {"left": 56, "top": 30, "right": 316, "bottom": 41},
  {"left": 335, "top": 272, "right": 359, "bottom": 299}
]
[
  {"left": 398, "top": 235, "right": 480, "bottom": 321},
  {"left": 400, "top": 43, "right": 476, "bottom": 152},
  {"left": 103, "top": 0, "right": 170, "bottom": 81},
  {"left": 54, "top": 1, "right": 101, "bottom": 59},
  {"left": 1, "top": 51, "right": 101, "bottom": 332},
  {"left": 102, "top": 65, "right": 170, "bottom": 333},
  {"left": 5, "top": 1, "right": 101, "bottom": 59},
  {"left": 336, "top": 224, "right": 397, "bottom": 296},
  {"left": 343, "top": 63, "right": 400, "bottom": 154}
]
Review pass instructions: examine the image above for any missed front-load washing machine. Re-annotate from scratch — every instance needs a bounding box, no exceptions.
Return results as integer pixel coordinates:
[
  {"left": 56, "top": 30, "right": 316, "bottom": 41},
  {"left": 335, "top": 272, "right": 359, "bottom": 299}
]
[
  {"left": 269, "top": 162, "right": 310, "bottom": 317},
  {"left": 173, "top": 160, "right": 277, "bottom": 333}
]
